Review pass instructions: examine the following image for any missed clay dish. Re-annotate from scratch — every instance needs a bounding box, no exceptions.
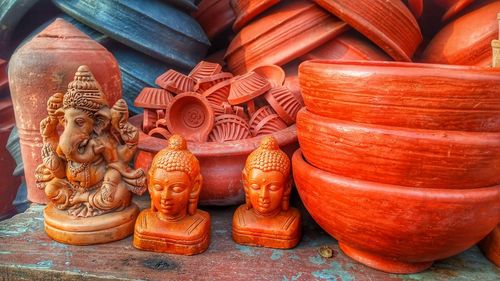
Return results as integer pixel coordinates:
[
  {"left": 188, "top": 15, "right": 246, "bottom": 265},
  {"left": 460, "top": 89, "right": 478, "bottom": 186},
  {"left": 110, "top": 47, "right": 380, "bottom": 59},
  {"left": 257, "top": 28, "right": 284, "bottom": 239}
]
[
  {"left": 249, "top": 105, "right": 275, "bottom": 130},
  {"left": 148, "top": 127, "right": 172, "bottom": 140},
  {"left": 314, "top": 0, "right": 422, "bottom": 61},
  {"left": 479, "top": 225, "right": 500, "bottom": 267},
  {"left": 0, "top": 59, "right": 7, "bottom": 91},
  {"left": 263, "top": 86, "right": 303, "bottom": 125},
  {"left": 208, "top": 114, "right": 252, "bottom": 142},
  {"left": 292, "top": 149, "right": 500, "bottom": 274},
  {"left": 225, "top": 0, "right": 348, "bottom": 74},
  {"left": 134, "top": 87, "right": 173, "bottom": 109},
  {"left": 299, "top": 60, "right": 500, "bottom": 132},
  {"left": 297, "top": 108, "right": 500, "bottom": 189},
  {"left": 193, "top": 0, "right": 235, "bottom": 40},
  {"left": 132, "top": 115, "right": 298, "bottom": 206},
  {"left": 165, "top": 92, "right": 215, "bottom": 142},
  {"left": 189, "top": 60, "right": 223, "bottom": 82},
  {"left": 252, "top": 64, "right": 286, "bottom": 87},
  {"left": 231, "top": 0, "right": 280, "bottom": 32},
  {"left": 156, "top": 69, "right": 195, "bottom": 94},
  {"left": 228, "top": 71, "right": 271, "bottom": 105},
  {"left": 194, "top": 72, "right": 233, "bottom": 93},
  {"left": 254, "top": 114, "right": 287, "bottom": 136},
  {"left": 203, "top": 79, "right": 232, "bottom": 108},
  {"left": 420, "top": 1, "right": 500, "bottom": 66}
]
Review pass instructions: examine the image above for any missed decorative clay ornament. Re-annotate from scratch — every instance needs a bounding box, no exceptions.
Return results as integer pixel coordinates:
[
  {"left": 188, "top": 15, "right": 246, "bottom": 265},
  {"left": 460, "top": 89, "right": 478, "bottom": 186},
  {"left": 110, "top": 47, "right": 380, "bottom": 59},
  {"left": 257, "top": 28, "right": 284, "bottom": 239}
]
[
  {"left": 232, "top": 136, "right": 301, "bottom": 249},
  {"left": 134, "top": 135, "right": 210, "bottom": 255}
]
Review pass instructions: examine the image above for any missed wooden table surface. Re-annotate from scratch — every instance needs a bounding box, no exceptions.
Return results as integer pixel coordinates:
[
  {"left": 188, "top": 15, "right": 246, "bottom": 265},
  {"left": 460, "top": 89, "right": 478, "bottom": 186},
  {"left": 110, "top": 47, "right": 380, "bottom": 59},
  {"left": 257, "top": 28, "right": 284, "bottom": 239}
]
[{"left": 0, "top": 197, "right": 498, "bottom": 281}]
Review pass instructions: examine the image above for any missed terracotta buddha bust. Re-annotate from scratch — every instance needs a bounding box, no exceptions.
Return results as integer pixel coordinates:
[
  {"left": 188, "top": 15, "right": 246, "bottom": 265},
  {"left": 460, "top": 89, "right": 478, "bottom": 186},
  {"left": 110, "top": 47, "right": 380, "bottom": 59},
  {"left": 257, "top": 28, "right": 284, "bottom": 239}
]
[
  {"left": 133, "top": 135, "right": 210, "bottom": 255},
  {"left": 232, "top": 136, "right": 301, "bottom": 249}
]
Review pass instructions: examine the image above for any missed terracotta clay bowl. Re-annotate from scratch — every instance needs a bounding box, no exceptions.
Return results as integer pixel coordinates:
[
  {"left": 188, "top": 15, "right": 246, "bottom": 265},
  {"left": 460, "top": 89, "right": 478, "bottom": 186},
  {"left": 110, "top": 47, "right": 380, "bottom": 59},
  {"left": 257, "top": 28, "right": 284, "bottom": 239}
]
[
  {"left": 252, "top": 64, "right": 285, "bottom": 87},
  {"left": 299, "top": 60, "right": 500, "bottom": 132},
  {"left": 165, "top": 92, "right": 215, "bottom": 142},
  {"left": 203, "top": 79, "right": 232, "bottom": 108},
  {"left": 293, "top": 149, "right": 500, "bottom": 274},
  {"left": 479, "top": 225, "right": 500, "bottom": 267},
  {"left": 225, "top": 0, "right": 348, "bottom": 74},
  {"left": 314, "top": 0, "right": 422, "bottom": 61},
  {"left": 134, "top": 87, "right": 173, "bottom": 109},
  {"left": 194, "top": 72, "right": 233, "bottom": 93},
  {"left": 263, "top": 86, "right": 303, "bottom": 125},
  {"left": 254, "top": 114, "right": 287, "bottom": 136},
  {"left": 188, "top": 60, "right": 223, "bottom": 82},
  {"left": 228, "top": 71, "right": 271, "bottom": 105},
  {"left": 231, "top": 0, "right": 280, "bottom": 31},
  {"left": 208, "top": 114, "right": 252, "bottom": 142},
  {"left": 131, "top": 115, "right": 298, "bottom": 206},
  {"left": 420, "top": 1, "right": 500, "bottom": 66},
  {"left": 156, "top": 69, "right": 195, "bottom": 94},
  {"left": 297, "top": 108, "right": 500, "bottom": 189},
  {"left": 148, "top": 127, "right": 172, "bottom": 140},
  {"left": 249, "top": 105, "right": 275, "bottom": 130},
  {"left": 193, "top": 0, "right": 235, "bottom": 40}
]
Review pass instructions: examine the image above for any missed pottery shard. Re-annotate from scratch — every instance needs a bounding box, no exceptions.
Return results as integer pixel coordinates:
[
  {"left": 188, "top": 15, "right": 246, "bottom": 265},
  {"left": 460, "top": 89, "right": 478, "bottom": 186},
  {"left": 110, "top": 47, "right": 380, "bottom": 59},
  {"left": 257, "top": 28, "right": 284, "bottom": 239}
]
[
  {"left": 249, "top": 105, "right": 275, "bottom": 131},
  {"left": 254, "top": 114, "right": 287, "bottom": 136},
  {"left": 134, "top": 87, "right": 174, "bottom": 109},
  {"left": 156, "top": 69, "right": 195, "bottom": 94},
  {"left": 189, "top": 60, "right": 223, "bottom": 81},
  {"left": 264, "top": 86, "right": 303, "bottom": 125},
  {"left": 208, "top": 114, "right": 252, "bottom": 142},
  {"left": 194, "top": 72, "right": 233, "bottom": 93},
  {"left": 228, "top": 71, "right": 271, "bottom": 105}
]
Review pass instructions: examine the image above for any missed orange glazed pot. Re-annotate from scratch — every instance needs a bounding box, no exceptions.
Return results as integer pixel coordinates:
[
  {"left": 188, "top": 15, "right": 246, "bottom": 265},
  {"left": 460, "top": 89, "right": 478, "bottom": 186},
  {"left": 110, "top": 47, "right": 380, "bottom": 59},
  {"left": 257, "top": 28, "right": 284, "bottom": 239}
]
[
  {"left": 131, "top": 115, "right": 298, "bottom": 206},
  {"left": 299, "top": 60, "right": 500, "bottom": 132},
  {"left": 296, "top": 109, "right": 500, "bottom": 189},
  {"left": 292, "top": 149, "right": 500, "bottom": 274}
]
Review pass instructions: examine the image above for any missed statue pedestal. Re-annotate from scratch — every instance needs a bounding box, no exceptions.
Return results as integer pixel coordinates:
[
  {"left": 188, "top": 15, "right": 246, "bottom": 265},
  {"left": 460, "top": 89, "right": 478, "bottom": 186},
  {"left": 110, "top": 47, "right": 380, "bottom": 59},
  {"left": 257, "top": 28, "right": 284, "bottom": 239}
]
[
  {"left": 232, "top": 205, "right": 301, "bottom": 249},
  {"left": 44, "top": 203, "right": 139, "bottom": 245},
  {"left": 133, "top": 209, "right": 210, "bottom": 255}
]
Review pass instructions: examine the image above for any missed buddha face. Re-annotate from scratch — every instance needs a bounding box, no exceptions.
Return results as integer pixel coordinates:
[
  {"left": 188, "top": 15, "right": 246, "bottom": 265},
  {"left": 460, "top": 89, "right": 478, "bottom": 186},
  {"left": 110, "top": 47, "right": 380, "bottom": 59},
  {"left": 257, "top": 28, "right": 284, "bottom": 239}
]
[
  {"left": 149, "top": 169, "right": 191, "bottom": 221},
  {"left": 244, "top": 169, "right": 285, "bottom": 216}
]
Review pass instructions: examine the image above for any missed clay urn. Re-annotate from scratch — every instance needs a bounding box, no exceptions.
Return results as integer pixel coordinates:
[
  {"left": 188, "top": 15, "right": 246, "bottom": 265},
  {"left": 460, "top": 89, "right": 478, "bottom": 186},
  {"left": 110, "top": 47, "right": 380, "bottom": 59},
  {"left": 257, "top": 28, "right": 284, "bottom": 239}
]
[
  {"left": 313, "top": 0, "right": 422, "bottom": 61},
  {"left": 165, "top": 92, "right": 215, "bottom": 142},
  {"left": 208, "top": 114, "right": 252, "bottom": 142},
  {"left": 420, "top": 1, "right": 500, "bottom": 66},
  {"left": 193, "top": 0, "right": 235, "bottom": 40},
  {"left": 479, "top": 225, "right": 500, "bottom": 267},
  {"left": 252, "top": 65, "right": 286, "bottom": 87},
  {"left": 231, "top": 0, "right": 280, "bottom": 31},
  {"left": 225, "top": 0, "right": 348, "bottom": 74},
  {"left": 8, "top": 18, "right": 121, "bottom": 203},
  {"left": 292, "top": 149, "right": 500, "bottom": 274}
]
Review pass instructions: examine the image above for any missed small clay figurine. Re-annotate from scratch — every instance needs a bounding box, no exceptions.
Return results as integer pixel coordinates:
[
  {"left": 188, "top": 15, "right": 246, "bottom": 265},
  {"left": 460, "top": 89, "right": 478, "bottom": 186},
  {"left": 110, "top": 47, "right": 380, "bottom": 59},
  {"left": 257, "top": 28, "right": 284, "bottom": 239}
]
[
  {"left": 35, "top": 65, "right": 147, "bottom": 245},
  {"left": 232, "top": 136, "right": 301, "bottom": 248},
  {"left": 133, "top": 134, "right": 210, "bottom": 255}
]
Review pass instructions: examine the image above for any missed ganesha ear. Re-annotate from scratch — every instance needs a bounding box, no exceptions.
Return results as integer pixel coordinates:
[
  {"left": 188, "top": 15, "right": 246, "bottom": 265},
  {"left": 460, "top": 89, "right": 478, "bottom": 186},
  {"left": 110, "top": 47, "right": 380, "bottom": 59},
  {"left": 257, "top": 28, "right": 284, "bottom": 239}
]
[
  {"left": 188, "top": 174, "right": 202, "bottom": 216},
  {"left": 94, "top": 107, "right": 111, "bottom": 135}
]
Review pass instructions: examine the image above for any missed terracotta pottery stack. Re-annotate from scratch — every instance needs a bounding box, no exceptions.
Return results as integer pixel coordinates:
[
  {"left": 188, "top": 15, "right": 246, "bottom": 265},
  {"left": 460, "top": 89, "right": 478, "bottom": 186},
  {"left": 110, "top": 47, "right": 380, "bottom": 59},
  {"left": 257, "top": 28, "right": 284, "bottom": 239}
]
[{"left": 294, "top": 60, "right": 500, "bottom": 273}]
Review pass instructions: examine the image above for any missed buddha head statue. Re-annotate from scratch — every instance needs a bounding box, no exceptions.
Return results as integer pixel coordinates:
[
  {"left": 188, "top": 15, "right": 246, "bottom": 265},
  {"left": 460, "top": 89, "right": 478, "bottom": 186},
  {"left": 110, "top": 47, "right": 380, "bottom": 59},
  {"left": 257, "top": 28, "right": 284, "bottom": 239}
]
[
  {"left": 242, "top": 136, "right": 291, "bottom": 216},
  {"left": 148, "top": 135, "right": 202, "bottom": 221}
]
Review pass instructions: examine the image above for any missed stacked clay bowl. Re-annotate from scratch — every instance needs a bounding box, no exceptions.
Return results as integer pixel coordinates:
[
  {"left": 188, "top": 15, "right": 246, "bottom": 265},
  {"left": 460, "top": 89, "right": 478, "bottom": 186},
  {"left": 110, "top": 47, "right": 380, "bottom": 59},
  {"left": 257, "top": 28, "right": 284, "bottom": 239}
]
[{"left": 294, "top": 60, "right": 500, "bottom": 273}]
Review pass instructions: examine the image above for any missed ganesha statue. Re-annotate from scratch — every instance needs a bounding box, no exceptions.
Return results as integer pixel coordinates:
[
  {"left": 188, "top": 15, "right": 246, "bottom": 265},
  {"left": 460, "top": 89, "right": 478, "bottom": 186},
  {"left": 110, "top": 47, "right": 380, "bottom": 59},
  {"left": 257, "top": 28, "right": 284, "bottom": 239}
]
[{"left": 35, "top": 65, "right": 146, "bottom": 245}]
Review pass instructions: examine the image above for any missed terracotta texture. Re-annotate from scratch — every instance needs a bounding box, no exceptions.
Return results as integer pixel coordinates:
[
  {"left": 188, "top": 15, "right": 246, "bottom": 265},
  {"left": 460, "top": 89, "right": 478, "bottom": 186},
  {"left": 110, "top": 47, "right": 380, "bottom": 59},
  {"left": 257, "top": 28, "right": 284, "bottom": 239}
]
[
  {"left": 249, "top": 105, "right": 275, "bottom": 132},
  {"left": 293, "top": 149, "right": 500, "bottom": 273},
  {"left": 193, "top": 72, "right": 233, "bottom": 93},
  {"left": 479, "top": 225, "right": 500, "bottom": 267},
  {"left": 189, "top": 60, "right": 223, "bottom": 82},
  {"left": 299, "top": 60, "right": 500, "bottom": 132},
  {"left": 233, "top": 136, "right": 301, "bottom": 249},
  {"left": 297, "top": 108, "right": 500, "bottom": 189},
  {"left": 134, "top": 87, "right": 173, "bottom": 134},
  {"left": 231, "top": 0, "right": 280, "bottom": 31},
  {"left": 252, "top": 65, "right": 285, "bottom": 87},
  {"left": 165, "top": 92, "right": 215, "bottom": 142},
  {"left": 193, "top": 0, "right": 235, "bottom": 40},
  {"left": 148, "top": 127, "right": 172, "bottom": 140},
  {"left": 225, "top": 0, "right": 348, "bottom": 74},
  {"left": 203, "top": 79, "right": 232, "bottom": 109},
  {"left": 420, "top": 1, "right": 500, "bottom": 66},
  {"left": 134, "top": 135, "right": 210, "bottom": 255},
  {"left": 36, "top": 65, "right": 146, "bottom": 245},
  {"left": 228, "top": 71, "right": 271, "bottom": 105},
  {"left": 254, "top": 114, "right": 288, "bottom": 137},
  {"left": 8, "top": 18, "right": 122, "bottom": 203},
  {"left": 263, "top": 86, "right": 303, "bottom": 125},
  {"left": 314, "top": 0, "right": 421, "bottom": 61},
  {"left": 208, "top": 114, "right": 252, "bottom": 142},
  {"left": 156, "top": 69, "right": 195, "bottom": 95},
  {"left": 436, "top": 0, "right": 475, "bottom": 21}
]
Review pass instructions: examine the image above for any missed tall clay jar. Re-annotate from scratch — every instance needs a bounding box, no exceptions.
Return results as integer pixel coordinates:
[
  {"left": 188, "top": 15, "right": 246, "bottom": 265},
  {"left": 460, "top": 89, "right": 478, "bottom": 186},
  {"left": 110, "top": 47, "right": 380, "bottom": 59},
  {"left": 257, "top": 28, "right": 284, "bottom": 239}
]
[{"left": 8, "top": 18, "right": 122, "bottom": 203}]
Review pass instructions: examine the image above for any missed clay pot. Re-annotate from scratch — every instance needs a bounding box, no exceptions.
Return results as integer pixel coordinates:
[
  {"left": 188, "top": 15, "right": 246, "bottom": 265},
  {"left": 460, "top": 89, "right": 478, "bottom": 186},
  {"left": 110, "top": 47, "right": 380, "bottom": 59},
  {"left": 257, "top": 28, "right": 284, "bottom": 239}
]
[
  {"left": 231, "top": 0, "right": 280, "bottom": 31},
  {"left": 189, "top": 60, "right": 223, "bottom": 82},
  {"left": 299, "top": 60, "right": 500, "bottom": 132},
  {"left": 263, "top": 86, "right": 303, "bottom": 125},
  {"left": 194, "top": 0, "right": 235, "bottom": 40},
  {"left": 420, "top": 1, "right": 500, "bottom": 66},
  {"left": 297, "top": 108, "right": 500, "bottom": 189},
  {"left": 208, "top": 114, "right": 252, "bottom": 142},
  {"left": 134, "top": 87, "right": 173, "bottom": 133},
  {"left": 132, "top": 115, "right": 298, "bottom": 206},
  {"left": 254, "top": 114, "right": 287, "bottom": 136},
  {"left": 8, "top": 18, "right": 121, "bottom": 203},
  {"left": 225, "top": 0, "right": 348, "bottom": 74},
  {"left": 165, "top": 92, "right": 215, "bottom": 142},
  {"left": 249, "top": 105, "right": 275, "bottom": 130},
  {"left": 228, "top": 71, "right": 271, "bottom": 105},
  {"left": 203, "top": 79, "right": 232, "bottom": 108},
  {"left": 252, "top": 65, "right": 285, "bottom": 87},
  {"left": 479, "top": 225, "right": 500, "bottom": 267},
  {"left": 314, "top": 0, "right": 422, "bottom": 61},
  {"left": 156, "top": 69, "right": 195, "bottom": 95},
  {"left": 148, "top": 127, "right": 172, "bottom": 140},
  {"left": 292, "top": 149, "right": 500, "bottom": 274},
  {"left": 194, "top": 72, "right": 233, "bottom": 93}
]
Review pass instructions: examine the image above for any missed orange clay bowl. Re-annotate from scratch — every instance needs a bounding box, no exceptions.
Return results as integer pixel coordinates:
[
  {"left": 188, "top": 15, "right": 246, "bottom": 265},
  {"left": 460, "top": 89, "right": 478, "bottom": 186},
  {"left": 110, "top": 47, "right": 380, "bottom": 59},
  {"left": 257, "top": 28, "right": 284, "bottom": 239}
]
[
  {"left": 299, "top": 60, "right": 500, "bottom": 132},
  {"left": 292, "top": 149, "right": 500, "bottom": 274},
  {"left": 297, "top": 108, "right": 500, "bottom": 189},
  {"left": 131, "top": 115, "right": 298, "bottom": 206}
]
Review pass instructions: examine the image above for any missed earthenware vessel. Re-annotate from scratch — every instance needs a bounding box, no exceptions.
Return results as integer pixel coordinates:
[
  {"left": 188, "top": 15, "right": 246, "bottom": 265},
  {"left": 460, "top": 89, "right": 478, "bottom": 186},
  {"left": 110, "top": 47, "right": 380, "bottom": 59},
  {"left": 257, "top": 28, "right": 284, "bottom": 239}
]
[
  {"left": 225, "top": 0, "right": 348, "bottom": 74},
  {"left": 228, "top": 72, "right": 271, "bottom": 105},
  {"left": 231, "top": 0, "right": 280, "bottom": 31},
  {"left": 263, "top": 86, "right": 303, "bottom": 125},
  {"left": 194, "top": 72, "right": 233, "bottom": 93},
  {"left": 249, "top": 106, "right": 275, "bottom": 132},
  {"left": 436, "top": 0, "right": 475, "bottom": 21},
  {"left": 252, "top": 65, "right": 285, "bottom": 87},
  {"left": 203, "top": 79, "right": 232, "bottom": 108},
  {"left": 479, "top": 225, "right": 500, "bottom": 267},
  {"left": 165, "top": 92, "right": 215, "bottom": 142},
  {"left": 156, "top": 69, "right": 195, "bottom": 94},
  {"left": 299, "top": 60, "right": 500, "bottom": 131},
  {"left": 194, "top": 0, "right": 235, "bottom": 40},
  {"left": 208, "top": 114, "right": 252, "bottom": 142},
  {"left": 420, "top": 1, "right": 500, "bottom": 66},
  {"left": 9, "top": 18, "right": 121, "bottom": 203},
  {"left": 254, "top": 114, "right": 288, "bottom": 136},
  {"left": 53, "top": 0, "right": 210, "bottom": 69},
  {"left": 233, "top": 136, "right": 301, "bottom": 249},
  {"left": 293, "top": 149, "right": 500, "bottom": 273},
  {"left": 314, "top": 0, "right": 422, "bottom": 61},
  {"left": 0, "top": 59, "right": 7, "bottom": 92},
  {"left": 132, "top": 115, "right": 298, "bottom": 206},
  {"left": 134, "top": 87, "right": 174, "bottom": 134},
  {"left": 297, "top": 109, "right": 500, "bottom": 189},
  {"left": 189, "top": 61, "right": 223, "bottom": 82},
  {"left": 148, "top": 127, "right": 172, "bottom": 140}
]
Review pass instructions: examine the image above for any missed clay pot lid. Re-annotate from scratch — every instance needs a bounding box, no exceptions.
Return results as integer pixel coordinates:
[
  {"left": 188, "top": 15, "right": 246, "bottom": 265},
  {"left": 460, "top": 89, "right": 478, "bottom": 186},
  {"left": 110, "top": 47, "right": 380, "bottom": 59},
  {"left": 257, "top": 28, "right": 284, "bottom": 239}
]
[
  {"left": 203, "top": 79, "right": 232, "bottom": 108},
  {"left": 134, "top": 87, "right": 174, "bottom": 109},
  {"left": 208, "top": 114, "right": 252, "bottom": 142},
  {"left": 249, "top": 105, "right": 275, "bottom": 131},
  {"left": 193, "top": 0, "right": 235, "bottom": 40},
  {"left": 440, "top": 0, "right": 475, "bottom": 21},
  {"left": 165, "top": 92, "right": 215, "bottom": 142},
  {"left": 252, "top": 65, "right": 285, "bottom": 87},
  {"left": 228, "top": 71, "right": 271, "bottom": 105},
  {"left": 231, "top": 0, "right": 281, "bottom": 32},
  {"left": 194, "top": 72, "right": 233, "bottom": 93},
  {"left": 254, "top": 113, "right": 287, "bottom": 136},
  {"left": 148, "top": 127, "right": 172, "bottom": 139},
  {"left": 189, "top": 60, "right": 223, "bottom": 82},
  {"left": 314, "top": 0, "right": 422, "bottom": 61},
  {"left": 156, "top": 69, "right": 195, "bottom": 94},
  {"left": 264, "top": 86, "right": 303, "bottom": 125}
]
